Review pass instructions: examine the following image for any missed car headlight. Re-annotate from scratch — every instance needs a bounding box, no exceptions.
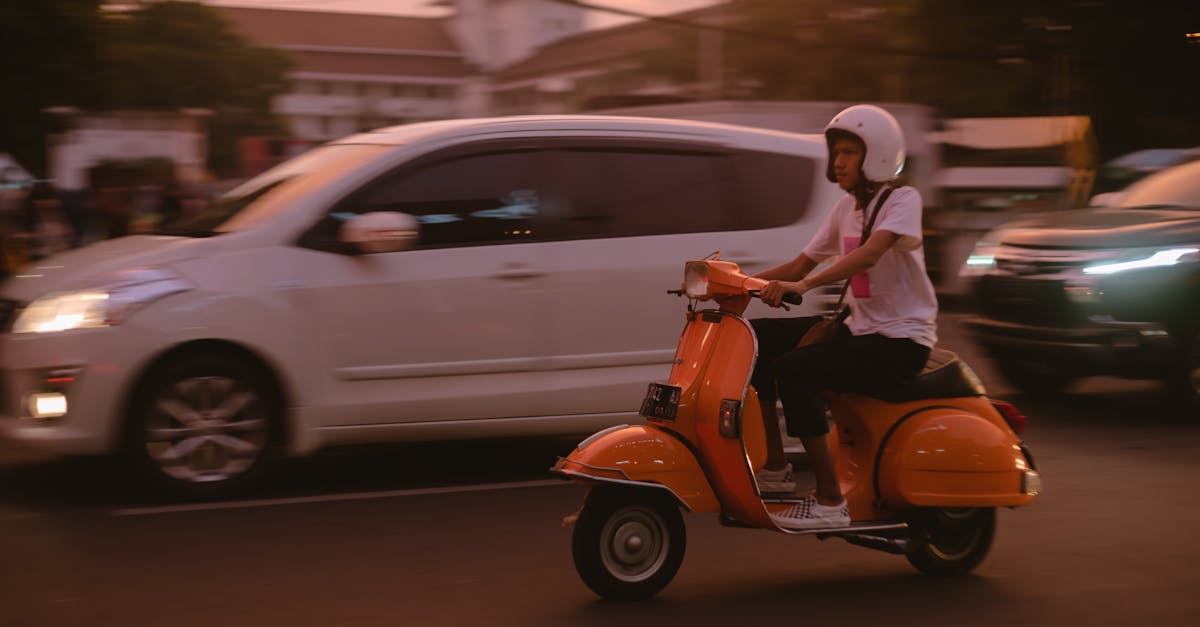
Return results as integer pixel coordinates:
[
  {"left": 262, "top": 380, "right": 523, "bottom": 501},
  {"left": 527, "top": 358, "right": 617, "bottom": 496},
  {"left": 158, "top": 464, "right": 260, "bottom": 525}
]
[
  {"left": 1082, "top": 246, "right": 1200, "bottom": 276},
  {"left": 13, "top": 268, "right": 192, "bottom": 334}
]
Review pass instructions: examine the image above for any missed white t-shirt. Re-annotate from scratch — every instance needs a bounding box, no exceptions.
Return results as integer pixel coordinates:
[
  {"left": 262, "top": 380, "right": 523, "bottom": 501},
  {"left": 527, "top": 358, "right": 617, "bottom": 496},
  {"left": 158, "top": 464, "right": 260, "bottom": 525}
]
[{"left": 802, "top": 186, "right": 938, "bottom": 348}]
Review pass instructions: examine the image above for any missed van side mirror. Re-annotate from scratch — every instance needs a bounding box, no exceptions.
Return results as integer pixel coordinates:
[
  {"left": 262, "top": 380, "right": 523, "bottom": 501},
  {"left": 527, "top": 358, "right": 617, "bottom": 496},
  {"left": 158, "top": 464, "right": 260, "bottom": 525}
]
[{"left": 338, "top": 212, "right": 419, "bottom": 254}]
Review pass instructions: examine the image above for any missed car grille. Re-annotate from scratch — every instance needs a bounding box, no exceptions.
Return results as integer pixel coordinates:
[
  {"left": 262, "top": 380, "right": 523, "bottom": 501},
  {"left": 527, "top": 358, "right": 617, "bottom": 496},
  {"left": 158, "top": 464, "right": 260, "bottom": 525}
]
[
  {"left": 993, "top": 257, "right": 1088, "bottom": 276},
  {"left": 0, "top": 298, "right": 22, "bottom": 332},
  {"left": 977, "top": 276, "right": 1088, "bottom": 327}
]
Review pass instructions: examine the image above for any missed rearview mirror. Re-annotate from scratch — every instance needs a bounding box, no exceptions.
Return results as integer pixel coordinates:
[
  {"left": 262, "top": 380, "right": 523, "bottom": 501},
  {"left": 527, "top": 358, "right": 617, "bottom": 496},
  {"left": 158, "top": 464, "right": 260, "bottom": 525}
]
[{"left": 339, "top": 212, "right": 419, "bottom": 254}]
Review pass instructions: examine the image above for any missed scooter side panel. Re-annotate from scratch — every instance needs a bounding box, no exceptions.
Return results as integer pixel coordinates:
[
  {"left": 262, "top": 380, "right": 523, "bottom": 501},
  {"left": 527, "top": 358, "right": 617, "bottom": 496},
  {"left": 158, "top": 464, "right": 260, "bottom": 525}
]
[
  {"left": 877, "top": 410, "right": 1036, "bottom": 507},
  {"left": 682, "top": 313, "right": 777, "bottom": 529},
  {"left": 557, "top": 424, "right": 720, "bottom": 512}
]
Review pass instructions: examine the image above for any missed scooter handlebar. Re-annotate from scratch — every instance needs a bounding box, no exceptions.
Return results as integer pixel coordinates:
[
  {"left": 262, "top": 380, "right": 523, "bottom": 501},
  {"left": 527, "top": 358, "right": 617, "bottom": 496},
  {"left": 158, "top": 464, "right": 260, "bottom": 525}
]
[{"left": 748, "top": 290, "right": 803, "bottom": 305}]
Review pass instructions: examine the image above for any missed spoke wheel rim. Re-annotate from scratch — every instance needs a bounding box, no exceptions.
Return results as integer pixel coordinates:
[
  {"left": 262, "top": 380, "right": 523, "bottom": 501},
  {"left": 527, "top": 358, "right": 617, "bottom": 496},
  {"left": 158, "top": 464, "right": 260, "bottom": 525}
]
[
  {"left": 599, "top": 506, "right": 670, "bottom": 583},
  {"left": 143, "top": 376, "right": 266, "bottom": 483}
]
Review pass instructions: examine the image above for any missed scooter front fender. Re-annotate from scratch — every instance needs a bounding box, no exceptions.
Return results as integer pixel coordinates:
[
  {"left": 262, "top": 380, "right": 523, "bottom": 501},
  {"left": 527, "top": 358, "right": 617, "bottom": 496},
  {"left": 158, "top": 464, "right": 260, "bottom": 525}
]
[
  {"left": 877, "top": 408, "right": 1037, "bottom": 508},
  {"left": 554, "top": 424, "right": 720, "bottom": 512}
]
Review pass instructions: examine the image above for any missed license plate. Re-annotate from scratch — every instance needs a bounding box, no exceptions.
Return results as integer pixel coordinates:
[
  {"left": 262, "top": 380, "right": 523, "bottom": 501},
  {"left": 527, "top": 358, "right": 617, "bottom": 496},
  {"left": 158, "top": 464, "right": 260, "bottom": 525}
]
[{"left": 640, "top": 383, "right": 681, "bottom": 420}]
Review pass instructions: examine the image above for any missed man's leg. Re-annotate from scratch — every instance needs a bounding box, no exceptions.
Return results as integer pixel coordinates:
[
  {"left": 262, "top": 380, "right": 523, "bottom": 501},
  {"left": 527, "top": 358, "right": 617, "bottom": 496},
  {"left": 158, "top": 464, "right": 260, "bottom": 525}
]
[
  {"left": 758, "top": 395, "right": 788, "bottom": 471},
  {"left": 799, "top": 434, "right": 841, "bottom": 505},
  {"left": 748, "top": 317, "right": 821, "bottom": 473}
]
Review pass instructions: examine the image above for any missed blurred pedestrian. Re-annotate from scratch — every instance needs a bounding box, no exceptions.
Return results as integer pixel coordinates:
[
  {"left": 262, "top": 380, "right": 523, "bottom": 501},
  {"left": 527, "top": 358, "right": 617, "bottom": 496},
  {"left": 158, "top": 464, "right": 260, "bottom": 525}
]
[
  {"left": 95, "top": 184, "right": 133, "bottom": 239},
  {"left": 157, "top": 180, "right": 186, "bottom": 229},
  {"left": 19, "top": 182, "right": 75, "bottom": 262}
]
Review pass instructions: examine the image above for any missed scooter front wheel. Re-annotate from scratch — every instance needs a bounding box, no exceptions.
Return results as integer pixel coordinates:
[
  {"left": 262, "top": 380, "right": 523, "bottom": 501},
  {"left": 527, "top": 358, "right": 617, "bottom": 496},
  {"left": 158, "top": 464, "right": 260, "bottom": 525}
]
[
  {"left": 572, "top": 486, "right": 686, "bottom": 601},
  {"left": 905, "top": 507, "right": 996, "bottom": 576}
]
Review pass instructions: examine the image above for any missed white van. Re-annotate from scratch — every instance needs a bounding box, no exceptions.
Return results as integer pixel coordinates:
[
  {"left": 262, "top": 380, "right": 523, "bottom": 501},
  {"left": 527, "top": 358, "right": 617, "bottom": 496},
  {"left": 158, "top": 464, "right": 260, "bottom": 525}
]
[{"left": 0, "top": 115, "right": 841, "bottom": 496}]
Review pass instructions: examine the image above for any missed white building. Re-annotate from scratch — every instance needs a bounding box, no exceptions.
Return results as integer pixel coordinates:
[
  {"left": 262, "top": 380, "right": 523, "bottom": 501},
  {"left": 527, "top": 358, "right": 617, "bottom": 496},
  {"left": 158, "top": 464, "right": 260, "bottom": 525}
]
[
  {"left": 47, "top": 109, "right": 211, "bottom": 190},
  {"left": 218, "top": 2, "right": 590, "bottom": 141}
]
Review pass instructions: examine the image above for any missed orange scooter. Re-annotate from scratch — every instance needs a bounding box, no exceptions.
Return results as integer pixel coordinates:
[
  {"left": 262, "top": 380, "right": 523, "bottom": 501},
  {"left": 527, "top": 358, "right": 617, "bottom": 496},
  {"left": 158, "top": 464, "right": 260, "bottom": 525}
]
[{"left": 553, "top": 258, "right": 1040, "bottom": 601}]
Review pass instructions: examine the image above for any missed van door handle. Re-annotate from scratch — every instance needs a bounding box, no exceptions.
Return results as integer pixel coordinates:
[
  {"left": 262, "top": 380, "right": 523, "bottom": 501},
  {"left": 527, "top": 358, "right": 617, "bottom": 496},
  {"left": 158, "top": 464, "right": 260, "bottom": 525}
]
[
  {"left": 491, "top": 266, "right": 544, "bottom": 280},
  {"left": 728, "top": 254, "right": 767, "bottom": 269}
]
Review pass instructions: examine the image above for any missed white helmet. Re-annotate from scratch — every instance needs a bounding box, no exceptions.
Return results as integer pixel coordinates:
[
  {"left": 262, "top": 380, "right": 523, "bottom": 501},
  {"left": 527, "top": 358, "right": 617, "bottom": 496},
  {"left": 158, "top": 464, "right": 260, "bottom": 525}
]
[{"left": 824, "top": 104, "right": 906, "bottom": 184}]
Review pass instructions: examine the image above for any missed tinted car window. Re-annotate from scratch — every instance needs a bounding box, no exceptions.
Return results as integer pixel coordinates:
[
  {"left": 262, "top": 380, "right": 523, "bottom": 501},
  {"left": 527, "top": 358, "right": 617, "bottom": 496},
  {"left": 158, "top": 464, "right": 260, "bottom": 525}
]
[
  {"left": 302, "top": 150, "right": 548, "bottom": 251},
  {"left": 360, "top": 151, "right": 547, "bottom": 247},
  {"left": 544, "top": 149, "right": 732, "bottom": 239},
  {"left": 735, "top": 151, "right": 816, "bottom": 229}
]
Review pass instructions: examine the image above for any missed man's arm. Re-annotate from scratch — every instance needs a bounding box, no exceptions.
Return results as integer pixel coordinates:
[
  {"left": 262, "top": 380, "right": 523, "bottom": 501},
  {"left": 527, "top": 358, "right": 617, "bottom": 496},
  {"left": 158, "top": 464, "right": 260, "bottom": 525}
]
[
  {"left": 798, "top": 229, "right": 899, "bottom": 290},
  {"left": 758, "top": 230, "right": 900, "bottom": 306},
  {"left": 754, "top": 252, "right": 819, "bottom": 282}
]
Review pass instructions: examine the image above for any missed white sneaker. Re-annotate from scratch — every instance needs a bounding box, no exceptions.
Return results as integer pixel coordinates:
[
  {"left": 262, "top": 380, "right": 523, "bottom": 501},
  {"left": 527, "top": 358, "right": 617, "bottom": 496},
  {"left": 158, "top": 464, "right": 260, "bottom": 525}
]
[
  {"left": 769, "top": 497, "right": 850, "bottom": 530},
  {"left": 755, "top": 464, "right": 796, "bottom": 494}
]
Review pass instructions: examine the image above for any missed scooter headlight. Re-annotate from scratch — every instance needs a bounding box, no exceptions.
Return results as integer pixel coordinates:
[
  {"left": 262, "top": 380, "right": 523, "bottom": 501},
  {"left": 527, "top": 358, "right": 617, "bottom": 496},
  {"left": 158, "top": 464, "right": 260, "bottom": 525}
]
[{"left": 684, "top": 261, "right": 709, "bottom": 298}]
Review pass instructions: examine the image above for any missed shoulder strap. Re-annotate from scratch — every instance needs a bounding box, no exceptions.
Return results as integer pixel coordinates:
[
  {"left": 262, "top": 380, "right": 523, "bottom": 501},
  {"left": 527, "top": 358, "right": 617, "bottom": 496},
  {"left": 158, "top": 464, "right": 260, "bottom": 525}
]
[
  {"left": 861, "top": 186, "right": 894, "bottom": 243},
  {"left": 831, "top": 186, "right": 895, "bottom": 314}
]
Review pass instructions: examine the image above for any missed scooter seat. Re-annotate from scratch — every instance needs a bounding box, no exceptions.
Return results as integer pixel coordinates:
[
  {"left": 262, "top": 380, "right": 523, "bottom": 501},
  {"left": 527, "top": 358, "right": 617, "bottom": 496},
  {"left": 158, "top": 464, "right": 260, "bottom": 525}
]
[{"left": 871, "top": 348, "right": 987, "bottom": 402}]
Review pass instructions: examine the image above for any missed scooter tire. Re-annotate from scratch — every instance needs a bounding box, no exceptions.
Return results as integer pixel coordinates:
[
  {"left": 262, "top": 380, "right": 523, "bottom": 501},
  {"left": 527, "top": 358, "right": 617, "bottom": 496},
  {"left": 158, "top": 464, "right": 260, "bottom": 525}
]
[
  {"left": 905, "top": 507, "right": 996, "bottom": 576},
  {"left": 572, "top": 485, "right": 686, "bottom": 601}
]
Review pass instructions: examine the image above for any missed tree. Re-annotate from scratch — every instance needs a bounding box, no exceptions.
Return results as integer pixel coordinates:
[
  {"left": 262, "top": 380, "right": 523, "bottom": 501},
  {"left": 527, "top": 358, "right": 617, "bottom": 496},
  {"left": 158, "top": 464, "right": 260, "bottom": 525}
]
[
  {"left": 0, "top": 1, "right": 292, "bottom": 178},
  {"left": 0, "top": 0, "right": 111, "bottom": 178},
  {"left": 104, "top": 1, "right": 294, "bottom": 174}
]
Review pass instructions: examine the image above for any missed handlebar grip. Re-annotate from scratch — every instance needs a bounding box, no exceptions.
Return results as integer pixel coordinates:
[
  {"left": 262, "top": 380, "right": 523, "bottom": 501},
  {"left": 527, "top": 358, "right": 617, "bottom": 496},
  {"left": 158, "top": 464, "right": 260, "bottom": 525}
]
[{"left": 748, "top": 290, "right": 804, "bottom": 306}]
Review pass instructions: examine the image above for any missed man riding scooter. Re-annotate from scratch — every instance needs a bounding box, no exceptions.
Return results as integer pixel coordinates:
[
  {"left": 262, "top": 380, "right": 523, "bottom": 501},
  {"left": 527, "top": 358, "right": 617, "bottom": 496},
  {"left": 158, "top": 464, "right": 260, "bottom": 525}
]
[
  {"left": 554, "top": 104, "right": 1038, "bottom": 601},
  {"left": 749, "top": 104, "right": 939, "bottom": 530}
]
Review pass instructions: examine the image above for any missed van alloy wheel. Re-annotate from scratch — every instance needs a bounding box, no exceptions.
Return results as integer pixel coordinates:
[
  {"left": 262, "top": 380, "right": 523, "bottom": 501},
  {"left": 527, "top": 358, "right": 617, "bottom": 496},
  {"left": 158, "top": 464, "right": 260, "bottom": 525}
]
[
  {"left": 1172, "top": 331, "right": 1200, "bottom": 413},
  {"left": 993, "top": 355, "right": 1076, "bottom": 397},
  {"left": 129, "top": 352, "right": 280, "bottom": 497},
  {"left": 143, "top": 376, "right": 268, "bottom": 483}
]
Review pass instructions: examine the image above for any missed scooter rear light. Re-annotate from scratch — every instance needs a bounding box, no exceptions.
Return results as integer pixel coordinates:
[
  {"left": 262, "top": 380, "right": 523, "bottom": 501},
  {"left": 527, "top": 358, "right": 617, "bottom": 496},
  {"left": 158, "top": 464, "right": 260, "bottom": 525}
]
[{"left": 991, "top": 399, "right": 1028, "bottom": 434}]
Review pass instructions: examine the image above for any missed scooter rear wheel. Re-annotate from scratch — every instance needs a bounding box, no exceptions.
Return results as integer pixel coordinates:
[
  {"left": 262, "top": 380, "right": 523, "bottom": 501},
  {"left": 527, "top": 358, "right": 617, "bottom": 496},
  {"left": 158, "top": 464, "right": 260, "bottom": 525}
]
[
  {"left": 905, "top": 507, "right": 996, "bottom": 576},
  {"left": 572, "top": 486, "right": 686, "bottom": 601}
]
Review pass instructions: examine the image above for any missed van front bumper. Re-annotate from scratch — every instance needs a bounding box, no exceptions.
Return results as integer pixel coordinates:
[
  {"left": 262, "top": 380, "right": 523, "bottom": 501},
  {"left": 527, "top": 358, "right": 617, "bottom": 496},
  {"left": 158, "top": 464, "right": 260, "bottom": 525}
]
[
  {"left": 0, "top": 327, "right": 148, "bottom": 456},
  {"left": 964, "top": 316, "right": 1181, "bottom": 377}
]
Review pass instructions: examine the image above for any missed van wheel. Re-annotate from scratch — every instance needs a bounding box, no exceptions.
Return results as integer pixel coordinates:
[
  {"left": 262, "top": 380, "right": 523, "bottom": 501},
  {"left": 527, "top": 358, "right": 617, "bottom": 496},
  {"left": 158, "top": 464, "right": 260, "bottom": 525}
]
[
  {"left": 572, "top": 486, "right": 686, "bottom": 601},
  {"left": 994, "top": 356, "right": 1077, "bottom": 397},
  {"left": 1167, "top": 331, "right": 1200, "bottom": 414},
  {"left": 126, "top": 352, "right": 280, "bottom": 499},
  {"left": 905, "top": 507, "right": 995, "bottom": 576}
]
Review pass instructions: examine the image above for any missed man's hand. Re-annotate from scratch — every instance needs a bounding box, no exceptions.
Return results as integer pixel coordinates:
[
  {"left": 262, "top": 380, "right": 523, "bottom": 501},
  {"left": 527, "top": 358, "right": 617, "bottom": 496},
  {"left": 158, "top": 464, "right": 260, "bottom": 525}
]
[{"left": 760, "top": 279, "right": 809, "bottom": 307}]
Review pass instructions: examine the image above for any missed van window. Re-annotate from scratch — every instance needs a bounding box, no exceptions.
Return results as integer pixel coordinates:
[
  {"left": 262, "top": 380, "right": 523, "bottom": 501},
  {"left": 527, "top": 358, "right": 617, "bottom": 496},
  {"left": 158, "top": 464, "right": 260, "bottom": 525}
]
[
  {"left": 310, "top": 150, "right": 549, "bottom": 250},
  {"left": 735, "top": 152, "right": 816, "bottom": 229},
  {"left": 543, "top": 149, "right": 732, "bottom": 239}
]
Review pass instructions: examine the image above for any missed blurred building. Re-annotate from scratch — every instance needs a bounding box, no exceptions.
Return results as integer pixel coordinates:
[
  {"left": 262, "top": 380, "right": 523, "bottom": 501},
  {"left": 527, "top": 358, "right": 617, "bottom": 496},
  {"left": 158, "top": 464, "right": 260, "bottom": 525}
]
[
  {"left": 45, "top": 109, "right": 212, "bottom": 190},
  {"left": 215, "top": 2, "right": 728, "bottom": 139},
  {"left": 218, "top": 7, "right": 477, "bottom": 139}
]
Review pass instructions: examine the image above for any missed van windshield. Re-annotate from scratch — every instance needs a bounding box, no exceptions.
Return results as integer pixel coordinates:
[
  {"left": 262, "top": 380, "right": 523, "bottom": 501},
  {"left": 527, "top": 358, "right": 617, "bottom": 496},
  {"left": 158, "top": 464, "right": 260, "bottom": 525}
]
[
  {"left": 1117, "top": 161, "right": 1200, "bottom": 210},
  {"left": 156, "top": 144, "right": 386, "bottom": 237}
]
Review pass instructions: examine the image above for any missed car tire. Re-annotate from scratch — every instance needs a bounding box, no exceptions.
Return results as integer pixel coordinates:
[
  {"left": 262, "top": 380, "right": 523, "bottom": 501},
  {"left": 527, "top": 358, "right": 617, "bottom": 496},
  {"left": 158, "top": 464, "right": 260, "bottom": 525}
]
[
  {"left": 1167, "top": 331, "right": 1200, "bottom": 414},
  {"left": 125, "top": 351, "right": 281, "bottom": 499},
  {"left": 993, "top": 355, "right": 1077, "bottom": 397}
]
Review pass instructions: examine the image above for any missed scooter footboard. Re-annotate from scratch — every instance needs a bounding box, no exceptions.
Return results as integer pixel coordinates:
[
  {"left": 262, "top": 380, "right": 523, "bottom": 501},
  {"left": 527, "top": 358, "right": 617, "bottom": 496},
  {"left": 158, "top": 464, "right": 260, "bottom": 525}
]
[
  {"left": 877, "top": 410, "right": 1037, "bottom": 508},
  {"left": 553, "top": 425, "right": 720, "bottom": 512}
]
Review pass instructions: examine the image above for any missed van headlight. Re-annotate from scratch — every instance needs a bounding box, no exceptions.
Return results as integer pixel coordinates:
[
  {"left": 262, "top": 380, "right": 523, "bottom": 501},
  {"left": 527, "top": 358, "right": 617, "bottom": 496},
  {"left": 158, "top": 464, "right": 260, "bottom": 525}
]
[
  {"left": 13, "top": 268, "right": 191, "bottom": 334},
  {"left": 1082, "top": 246, "right": 1199, "bottom": 275}
]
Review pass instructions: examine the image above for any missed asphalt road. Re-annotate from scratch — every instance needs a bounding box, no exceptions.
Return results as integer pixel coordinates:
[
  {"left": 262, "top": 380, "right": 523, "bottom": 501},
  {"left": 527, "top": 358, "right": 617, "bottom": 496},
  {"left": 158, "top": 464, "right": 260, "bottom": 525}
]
[{"left": 2, "top": 313, "right": 1199, "bottom": 627}]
